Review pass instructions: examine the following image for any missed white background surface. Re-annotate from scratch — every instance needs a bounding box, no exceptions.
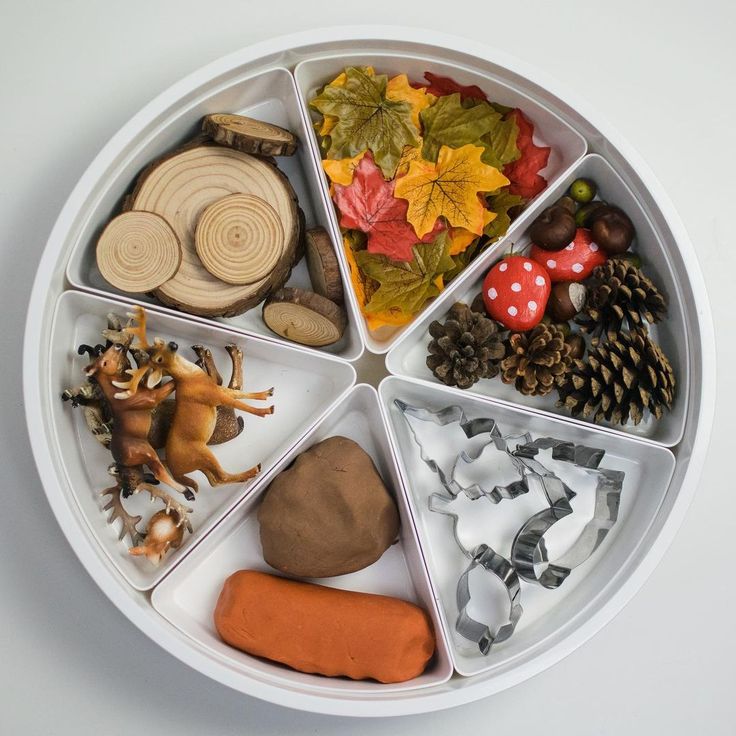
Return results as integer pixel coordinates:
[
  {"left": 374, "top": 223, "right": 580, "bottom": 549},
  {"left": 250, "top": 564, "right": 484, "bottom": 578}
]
[{"left": 1, "top": 1, "right": 734, "bottom": 733}]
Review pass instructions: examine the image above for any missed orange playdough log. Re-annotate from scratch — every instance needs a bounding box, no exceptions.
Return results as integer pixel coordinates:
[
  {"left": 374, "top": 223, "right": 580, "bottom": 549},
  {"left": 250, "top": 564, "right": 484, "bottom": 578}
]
[{"left": 214, "top": 570, "right": 436, "bottom": 683}]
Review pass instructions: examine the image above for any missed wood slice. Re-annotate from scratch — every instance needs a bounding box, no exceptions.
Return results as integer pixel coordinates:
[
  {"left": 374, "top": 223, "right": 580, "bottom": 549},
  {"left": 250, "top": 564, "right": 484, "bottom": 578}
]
[
  {"left": 305, "top": 227, "right": 343, "bottom": 304},
  {"left": 202, "top": 114, "right": 297, "bottom": 157},
  {"left": 262, "top": 287, "right": 346, "bottom": 347},
  {"left": 195, "top": 193, "right": 285, "bottom": 285},
  {"left": 128, "top": 145, "right": 300, "bottom": 317},
  {"left": 96, "top": 211, "right": 181, "bottom": 293}
]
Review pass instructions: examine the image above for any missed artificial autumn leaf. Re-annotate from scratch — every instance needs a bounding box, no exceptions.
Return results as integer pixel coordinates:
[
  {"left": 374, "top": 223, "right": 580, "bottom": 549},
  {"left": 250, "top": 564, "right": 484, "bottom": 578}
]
[
  {"left": 484, "top": 191, "right": 526, "bottom": 242},
  {"left": 479, "top": 113, "right": 521, "bottom": 170},
  {"left": 355, "top": 234, "right": 454, "bottom": 315},
  {"left": 322, "top": 150, "right": 367, "bottom": 186},
  {"left": 310, "top": 67, "right": 419, "bottom": 178},
  {"left": 422, "top": 71, "right": 488, "bottom": 101},
  {"left": 386, "top": 74, "right": 433, "bottom": 129},
  {"left": 444, "top": 237, "right": 483, "bottom": 283},
  {"left": 318, "top": 67, "right": 375, "bottom": 136},
  {"left": 395, "top": 144, "right": 509, "bottom": 238},
  {"left": 448, "top": 208, "right": 496, "bottom": 255},
  {"left": 420, "top": 94, "right": 500, "bottom": 163},
  {"left": 333, "top": 152, "right": 443, "bottom": 262},
  {"left": 503, "top": 109, "right": 550, "bottom": 200}
]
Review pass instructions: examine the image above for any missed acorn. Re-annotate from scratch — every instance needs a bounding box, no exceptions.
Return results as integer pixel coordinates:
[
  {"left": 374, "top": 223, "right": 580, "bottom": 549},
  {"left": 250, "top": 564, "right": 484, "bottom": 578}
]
[
  {"left": 546, "top": 281, "right": 587, "bottom": 322},
  {"left": 569, "top": 178, "right": 597, "bottom": 203},
  {"left": 529, "top": 204, "right": 577, "bottom": 251},
  {"left": 589, "top": 205, "right": 635, "bottom": 254}
]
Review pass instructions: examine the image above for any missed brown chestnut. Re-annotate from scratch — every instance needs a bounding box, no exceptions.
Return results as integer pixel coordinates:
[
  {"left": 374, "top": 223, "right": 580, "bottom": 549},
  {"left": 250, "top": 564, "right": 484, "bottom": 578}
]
[
  {"left": 546, "top": 281, "right": 586, "bottom": 322},
  {"left": 529, "top": 204, "right": 577, "bottom": 251},
  {"left": 589, "top": 205, "right": 635, "bottom": 255},
  {"left": 555, "top": 196, "right": 577, "bottom": 215}
]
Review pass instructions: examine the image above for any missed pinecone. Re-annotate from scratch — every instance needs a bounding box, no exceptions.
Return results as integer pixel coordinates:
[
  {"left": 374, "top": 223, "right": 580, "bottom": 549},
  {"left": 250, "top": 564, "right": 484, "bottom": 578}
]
[
  {"left": 500, "top": 323, "right": 572, "bottom": 397},
  {"left": 557, "top": 328, "right": 675, "bottom": 426},
  {"left": 577, "top": 258, "right": 667, "bottom": 337},
  {"left": 427, "top": 303, "right": 505, "bottom": 389}
]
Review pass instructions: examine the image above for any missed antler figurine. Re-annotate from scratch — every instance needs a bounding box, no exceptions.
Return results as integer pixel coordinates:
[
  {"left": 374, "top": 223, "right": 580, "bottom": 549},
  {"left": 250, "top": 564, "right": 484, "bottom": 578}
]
[{"left": 123, "top": 306, "right": 274, "bottom": 492}]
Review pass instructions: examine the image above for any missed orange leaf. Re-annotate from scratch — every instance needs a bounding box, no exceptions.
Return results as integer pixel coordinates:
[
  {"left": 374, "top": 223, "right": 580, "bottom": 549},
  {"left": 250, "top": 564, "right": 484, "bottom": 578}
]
[
  {"left": 395, "top": 141, "right": 424, "bottom": 178},
  {"left": 322, "top": 150, "right": 367, "bottom": 186},
  {"left": 386, "top": 74, "right": 433, "bottom": 130},
  {"left": 448, "top": 208, "right": 496, "bottom": 255},
  {"left": 394, "top": 144, "right": 509, "bottom": 238}
]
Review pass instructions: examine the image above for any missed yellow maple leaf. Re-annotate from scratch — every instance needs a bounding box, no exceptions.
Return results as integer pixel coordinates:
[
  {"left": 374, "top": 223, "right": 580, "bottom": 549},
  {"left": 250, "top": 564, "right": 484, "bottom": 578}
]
[
  {"left": 395, "top": 144, "right": 509, "bottom": 238},
  {"left": 319, "top": 67, "right": 375, "bottom": 136},
  {"left": 395, "top": 141, "right": 424, "bottom": 178},
  {"left": 386, "top": 74, "right": 433, "bottom": 130},
  {"left": 322, "top": 150, "right": 367, "bottom": 186},
  {"left": 448, "top": 209, "right": 497, "bottom": 255}
]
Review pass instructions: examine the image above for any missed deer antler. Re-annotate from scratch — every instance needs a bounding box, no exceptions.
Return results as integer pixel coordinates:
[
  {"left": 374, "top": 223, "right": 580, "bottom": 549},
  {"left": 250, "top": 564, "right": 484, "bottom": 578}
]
[
  {"left": 100, "top": 484, "right": 143, "bottom": 544},
  {"left": 134, "top": 483, "right": 193, "bottom": 532},
  {"left": 102, "top": 312, "right": 133, "bottom": 349},
  {"left": 124, "top": 305, "right": 150, "bottom": 350},
  {"left": 111, "top": 364, "right": 151, "bottom": 399}
]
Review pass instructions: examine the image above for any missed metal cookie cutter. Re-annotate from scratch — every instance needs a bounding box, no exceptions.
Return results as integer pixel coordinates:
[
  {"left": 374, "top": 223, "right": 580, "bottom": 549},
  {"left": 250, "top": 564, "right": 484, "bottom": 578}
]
[
  {"left": 429, "top": 492, "right": 524, "bottom": 655},
  {"left": 510, "top": 438, "right": 625, "bottom": 589}
]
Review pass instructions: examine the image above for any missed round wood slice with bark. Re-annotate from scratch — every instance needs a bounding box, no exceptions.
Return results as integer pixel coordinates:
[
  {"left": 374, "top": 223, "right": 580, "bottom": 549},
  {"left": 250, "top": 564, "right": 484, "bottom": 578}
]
[
  {"left": 96, "top": 211, "right": 182, "bottom": 293},
  {"left": 202, "top": 114, "right": 297, "bottom": 157},
  {"left": 128, "top": 145, "right": 301, "bottom": 317},
  {"left": 262, "top": 287, "right": 346, "bottom": 347},
  {"left": 305, "top": 227, "right": 344, "bottom": 304}
]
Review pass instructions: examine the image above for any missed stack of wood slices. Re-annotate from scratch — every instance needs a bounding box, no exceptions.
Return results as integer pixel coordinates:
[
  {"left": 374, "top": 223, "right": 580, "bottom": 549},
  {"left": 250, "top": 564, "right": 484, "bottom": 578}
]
[{"left": 96, "top": 114, "right": 347, "bottom": 348}]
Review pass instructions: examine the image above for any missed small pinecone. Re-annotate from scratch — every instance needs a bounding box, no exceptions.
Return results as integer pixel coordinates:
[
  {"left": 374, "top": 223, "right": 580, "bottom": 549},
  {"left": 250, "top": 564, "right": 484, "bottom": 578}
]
[
  {"left": 427, "top": 303, "right": 505, "bottom": 389},
  {"left": 500, "top": 323, "right": 572, "bottom": 397},
  {"left": 577, "top": 258, "right": 667, "bottom": 337},
  {"left": 557, "top": 328, "right": 675, "bottom": 426}
]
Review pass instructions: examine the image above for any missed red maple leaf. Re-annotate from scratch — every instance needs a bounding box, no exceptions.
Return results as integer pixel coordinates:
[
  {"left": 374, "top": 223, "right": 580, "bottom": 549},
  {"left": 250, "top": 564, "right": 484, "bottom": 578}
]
[
  {"left": 503, "top": 109, "right": 551, "bottom": 200},
  {"left": 333, "top": 152, "right": 443, "bottom": 262},
  {"left": 421, "top": 71, "right": 489, "bottom": 101}
]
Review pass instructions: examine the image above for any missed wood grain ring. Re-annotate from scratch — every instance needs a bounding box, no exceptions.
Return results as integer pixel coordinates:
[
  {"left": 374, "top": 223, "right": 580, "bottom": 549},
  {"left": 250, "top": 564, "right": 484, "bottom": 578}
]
[{"left": 96, "top": 211, "right": 181, "bottom": 293}]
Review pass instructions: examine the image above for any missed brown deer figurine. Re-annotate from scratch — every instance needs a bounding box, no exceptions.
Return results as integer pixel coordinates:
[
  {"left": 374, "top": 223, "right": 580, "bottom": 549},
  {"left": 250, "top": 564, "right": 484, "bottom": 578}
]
[{"left": 122, "top": 306, "right": 274, "bottom": 493}]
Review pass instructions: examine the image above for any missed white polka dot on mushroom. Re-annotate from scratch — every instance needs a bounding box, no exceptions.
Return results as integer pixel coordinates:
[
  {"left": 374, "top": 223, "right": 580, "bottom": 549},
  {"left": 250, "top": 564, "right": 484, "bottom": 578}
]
[
  {"left": 508, "top": 306, "right": 518, "bottom": 316},
  {"left": 572, "top": 263, "right": 583, "bottom": 273},
  {"left": 499, "top": 262, "right": 508, "bottom": 272},
  {"left": 547, "top": 259, "right": 557, "bottom": 268},
  {"left": 566, "top": 243, "right": 575, "bottom": 251},
  {"left": 511, "top": 282, "right": 521, "bottom": 292},
  {"left": 535, "top": 275, "right": 546, "bottom": 286},
  {"left": 528, "top": 300, "right": 538, "bottom": 311},
  {"left": 590, "top": 242, "right": 599, "bottom": 252},
  {"left": 523, "top": 262, "right": 532, "bottom": 272},
  {"left": 488, "top": 287, "right": 498, "bottom": 300}
]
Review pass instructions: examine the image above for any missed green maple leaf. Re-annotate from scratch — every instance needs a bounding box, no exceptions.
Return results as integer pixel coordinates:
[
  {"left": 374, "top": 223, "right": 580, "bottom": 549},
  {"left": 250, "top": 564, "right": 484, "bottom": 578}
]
[
  {"left": 310, "top": 67, "right": 419, "bottom": 179},
  {"left": 355, "top": 233, "right": 454, "bottom": 315},
  {"left": 421, "top": 93, "right": 520, "bottom": 170},
  {"left": 484, "top": 191, "right": 525, "bottom": 242}
]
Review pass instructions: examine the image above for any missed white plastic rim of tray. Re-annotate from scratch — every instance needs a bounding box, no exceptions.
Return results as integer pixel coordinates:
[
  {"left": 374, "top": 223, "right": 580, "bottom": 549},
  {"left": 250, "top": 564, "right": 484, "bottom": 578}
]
[
  {"left": 152, "top": 384, "right": 454, "bottom": 695},
  {"left": 386, "top": 153, "right": 689, "bottom": 447},
  {"left": 379, "top": 376, "right": 676, "bottom": 677},
  {"left": 51, "top": 290, "right": 356, "bottom": 591},
  {"left": 23, "top": 27, "right": 715, "bottom": 717}
]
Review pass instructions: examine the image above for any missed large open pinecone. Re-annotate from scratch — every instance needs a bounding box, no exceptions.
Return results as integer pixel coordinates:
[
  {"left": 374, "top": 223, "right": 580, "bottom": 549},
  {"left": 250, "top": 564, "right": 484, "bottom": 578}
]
[
  {"left": 500, "top": 322, "right": 572, "bottom": 397},
  {"left": 557, "top": 327, "right": 675, "bottom": 426},
  {"left": 577, "top": 258, "right": 667, "bottom": 338},
  {"left": 427, "top": 302, "right": 505, "bottom": 389}
]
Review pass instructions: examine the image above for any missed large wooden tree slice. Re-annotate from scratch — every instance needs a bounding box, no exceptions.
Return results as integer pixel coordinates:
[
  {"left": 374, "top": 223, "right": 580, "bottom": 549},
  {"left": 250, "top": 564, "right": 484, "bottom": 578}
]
[
  {"left": 128, "top": 145, "right": 300, "bottom": 317},
  {"left": 195, "top": 193, "right": 285, "bottom": 285},
  {"left": 305, "top": 227, "right": 343, "bottom": 304},
  {"left": 262, "top": 287, "right": 346, "bottom": 347},
  {"left": 202, "top": 114, "right": 297, "bottom": 157},
  {"left": 96, "top": 211, "right": 181, "bottom": 293}
]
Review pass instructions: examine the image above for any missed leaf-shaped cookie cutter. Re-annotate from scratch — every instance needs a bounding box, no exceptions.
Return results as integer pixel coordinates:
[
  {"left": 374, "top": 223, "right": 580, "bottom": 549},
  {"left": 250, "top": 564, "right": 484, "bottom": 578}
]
[{"left": 509, "top": 438, "right": 625, "bottom": 589}]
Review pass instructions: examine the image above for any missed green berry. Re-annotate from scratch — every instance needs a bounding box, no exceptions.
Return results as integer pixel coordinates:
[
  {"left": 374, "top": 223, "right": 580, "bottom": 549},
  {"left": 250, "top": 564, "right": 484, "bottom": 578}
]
[
  {"left": 569, "top": 178, "right": 597, "bottom": 204},
  {"left": 575, "top": 201, "right": 606, "bottom": 228}
]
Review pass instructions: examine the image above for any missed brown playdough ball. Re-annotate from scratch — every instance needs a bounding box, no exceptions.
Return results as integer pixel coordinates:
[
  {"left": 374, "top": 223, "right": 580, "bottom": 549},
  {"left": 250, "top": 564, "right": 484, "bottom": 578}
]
[{"left": 257, "top": 436, "right": 400, "bottom": 578}]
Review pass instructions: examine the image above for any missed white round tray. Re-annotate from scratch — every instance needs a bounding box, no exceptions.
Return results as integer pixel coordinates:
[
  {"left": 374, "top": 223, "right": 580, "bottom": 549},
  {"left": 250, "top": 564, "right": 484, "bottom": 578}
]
[{"left": 23, "top": 27, "right": 715, "bottom": 717}]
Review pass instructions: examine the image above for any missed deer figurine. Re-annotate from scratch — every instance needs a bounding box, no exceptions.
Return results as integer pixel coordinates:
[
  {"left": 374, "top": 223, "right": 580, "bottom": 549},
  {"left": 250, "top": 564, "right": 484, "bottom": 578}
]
[{"left": 120, "top": 306, "right": 274, "bottom": 493}]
